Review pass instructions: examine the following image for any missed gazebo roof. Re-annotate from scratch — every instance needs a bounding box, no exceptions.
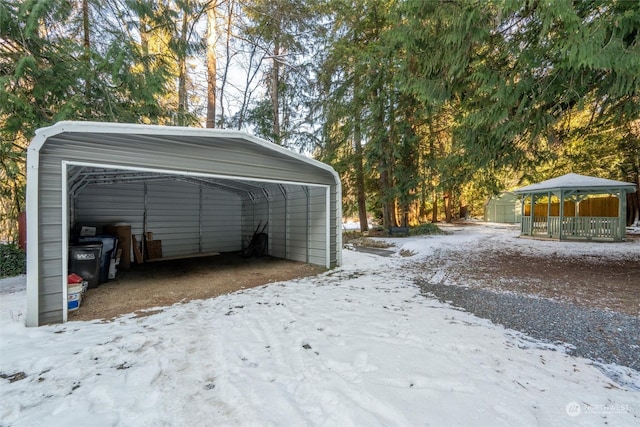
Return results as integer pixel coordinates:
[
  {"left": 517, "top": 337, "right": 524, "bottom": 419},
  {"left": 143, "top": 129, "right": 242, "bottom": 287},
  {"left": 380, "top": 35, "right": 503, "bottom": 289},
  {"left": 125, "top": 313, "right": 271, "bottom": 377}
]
[{"left": 514, "top": 173, "right": 637, "bottom": 194}]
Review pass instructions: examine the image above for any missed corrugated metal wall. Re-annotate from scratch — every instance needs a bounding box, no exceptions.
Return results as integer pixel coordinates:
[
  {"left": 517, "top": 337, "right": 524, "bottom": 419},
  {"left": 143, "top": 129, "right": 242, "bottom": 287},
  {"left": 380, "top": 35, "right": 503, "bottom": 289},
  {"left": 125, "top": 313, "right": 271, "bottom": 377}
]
[
  {"left": 76, "top": 179, "right": 329, "bottom": 264},
  {"left": 37, "top": 157, "right": 66, "bottom": 324},
  {"left": 286, "top": 186, "right": 309, "bottom": 263},
  {"left": 268, "top": 186, "right": 287, "bottom": 259},
  {"left": 241, "top": 189, "right": 269, "bottom": 254},
  {"left": 242, "top": 185, "right": 335, "bottom": 265},
  {"left": 76, "top": 181, "right": 243, "bottom": 259},
  {"left": 75, "top": 183, "right": 145, "bottom": 239},
  {"left": 201, "top": 185, "right": 243, "bottom": 253},
  {"left": 275, "top": 185, "right": 327, "bottom": 266},
  {"left": 28, "top": 124, "right": 341, "bottom": 325},
  {"left": 240, "top": 184, "right": 328, "bottom": 266}
]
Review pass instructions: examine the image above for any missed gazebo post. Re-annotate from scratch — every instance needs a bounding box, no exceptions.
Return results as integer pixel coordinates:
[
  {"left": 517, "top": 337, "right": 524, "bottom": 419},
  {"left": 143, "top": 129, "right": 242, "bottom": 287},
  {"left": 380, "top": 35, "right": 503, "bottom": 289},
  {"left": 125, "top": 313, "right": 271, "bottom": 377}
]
[
  {"left": 546, "top": 191, "right": 551, "bottom": 237},
  {"left": 529, "top": 194, "right": 535, "bottom": 236},
  {"left": 618, "top": 190, "right": 627, "bottom": 240},
  {"left": 520, "top": 196, "right": 525, "bottom": 234},
  {"left": 559, "top": 190, "right": 565, "bottom": 240}
]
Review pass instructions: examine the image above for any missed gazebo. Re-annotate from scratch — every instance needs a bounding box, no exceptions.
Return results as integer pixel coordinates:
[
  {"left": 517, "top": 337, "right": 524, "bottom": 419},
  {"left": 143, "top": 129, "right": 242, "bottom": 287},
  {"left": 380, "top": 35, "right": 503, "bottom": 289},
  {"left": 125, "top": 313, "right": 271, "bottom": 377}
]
[{"left": 514, "top": 173, "right": 637, "bottom": 241}]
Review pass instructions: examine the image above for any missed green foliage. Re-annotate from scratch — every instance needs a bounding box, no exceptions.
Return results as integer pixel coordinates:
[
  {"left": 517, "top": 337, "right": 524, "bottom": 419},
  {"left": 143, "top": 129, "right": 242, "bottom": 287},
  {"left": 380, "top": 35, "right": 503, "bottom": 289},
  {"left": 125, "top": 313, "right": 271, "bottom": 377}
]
[
  {"left": 1, "top": 0, "right": 639, "bottom": 236},
  {"left": 240, "top": 0, "right": 321, "bottom": 148},
  {"left": 409, "top": 223, "right": 444, "bottom": 237},
  {"left": 395, "top": 0, "right": 640, "bottom": 176},
  {"left": 342, "top": 232, "right": 394, "bottom": 249},
  {"left": 0, "top": 242, "right": 26, "bottom": 278},
  {"left": 0, "top": 0, "right": 195, "bottom": 239},
  {"left": 242, "top": 99, "right": 278, "bottom": 142}
]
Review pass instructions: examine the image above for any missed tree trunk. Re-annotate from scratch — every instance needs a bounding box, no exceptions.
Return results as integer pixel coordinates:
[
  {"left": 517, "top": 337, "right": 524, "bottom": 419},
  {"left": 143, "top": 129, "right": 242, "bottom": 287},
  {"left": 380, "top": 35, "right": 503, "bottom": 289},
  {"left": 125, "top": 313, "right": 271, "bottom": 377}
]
[
  {"left": 140, "top": 15, "right": 150, "bottom": 76},
  {"left": 271, "top": 35, "right": 281, "bottom": 141},
  {"left": 419, "top": 173, "right": 428, "bottom": 222},
  {"left": 206, "top": 6, "right": 217, "bottom": 128},
  {"left": 354, "top": 136, "right": 368, "bottom": 232},
  {"left": 389, "top": 196, "right": 398, "bottom": 227},
  {"left": 401, "top": 200, "right": 410, "bottom": 227},
  {"left": 432, "top": 190, "right": 438, "bottom": 222},
  {"left": 218, "top": 0, "right": 235, "bottom": 127},
  {"left": 82, "top": 0, "right": 91, "bottom": 99},
  {"left": 237, "top": 44, "right": 262, "bottom": 130},
  {"left": 381, "top": 169, "right": 392, "bottom": 228},
  {"left": 428, "top": 128, "right": 438, "bottom": 223},
  {"left": 444, "top": 192, "right": 452, "bottom": 223},
  {"left": 380, "top": 164, "right": 398, "bottom": 228},
  {"left": 177, "top": 4, "right": 189, "bottom": 126},
  {"left": 353, "top": 81, "right": 368, "bottom": 232},
  {"left": 634, "top": 175, "right": 640, "bottom": 225}
]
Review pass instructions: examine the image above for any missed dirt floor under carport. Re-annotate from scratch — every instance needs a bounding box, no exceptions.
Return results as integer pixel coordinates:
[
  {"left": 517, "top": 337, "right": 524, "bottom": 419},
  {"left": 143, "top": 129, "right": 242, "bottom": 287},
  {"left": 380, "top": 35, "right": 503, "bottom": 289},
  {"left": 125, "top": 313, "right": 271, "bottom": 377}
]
[{"left": 69, "top": 253, "right": 325, "bottom": 322}]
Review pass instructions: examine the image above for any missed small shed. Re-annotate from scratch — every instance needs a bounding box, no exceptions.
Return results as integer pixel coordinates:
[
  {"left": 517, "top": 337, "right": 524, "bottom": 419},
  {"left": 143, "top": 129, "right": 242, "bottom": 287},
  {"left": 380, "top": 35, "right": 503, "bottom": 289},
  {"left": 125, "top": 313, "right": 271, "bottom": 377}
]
[
  {"left": 484, "top": 192, "right": 522, "bottom": 223},
  {"left": 26, "top": 122, "right": 342, "bottom": 326},
  {"left": 514, "top": 173, "right": 637, "bottom": 241}
]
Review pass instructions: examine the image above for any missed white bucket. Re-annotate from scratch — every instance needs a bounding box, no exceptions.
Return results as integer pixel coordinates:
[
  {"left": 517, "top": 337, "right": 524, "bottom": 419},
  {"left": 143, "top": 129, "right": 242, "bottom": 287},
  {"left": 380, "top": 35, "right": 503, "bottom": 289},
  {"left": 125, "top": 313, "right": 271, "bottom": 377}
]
[{"left": 68, "top": 285, "right": 83, "bottom": 311}]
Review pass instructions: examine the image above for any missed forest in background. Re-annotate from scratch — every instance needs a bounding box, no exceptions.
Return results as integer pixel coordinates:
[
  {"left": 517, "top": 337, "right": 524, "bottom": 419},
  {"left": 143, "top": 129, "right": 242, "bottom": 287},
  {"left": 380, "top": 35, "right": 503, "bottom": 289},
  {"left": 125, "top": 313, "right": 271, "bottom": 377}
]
[{"left": 1, "top": 0, "right": 639, "bottom": 240}]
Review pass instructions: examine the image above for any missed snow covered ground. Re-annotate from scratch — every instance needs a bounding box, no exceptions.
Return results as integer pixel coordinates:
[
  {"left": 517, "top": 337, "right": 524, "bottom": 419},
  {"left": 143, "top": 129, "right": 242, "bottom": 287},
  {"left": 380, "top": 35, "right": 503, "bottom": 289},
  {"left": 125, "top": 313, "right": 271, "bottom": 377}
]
[{"left": 1, "top": 225, "right": 639, "bottom": 426}]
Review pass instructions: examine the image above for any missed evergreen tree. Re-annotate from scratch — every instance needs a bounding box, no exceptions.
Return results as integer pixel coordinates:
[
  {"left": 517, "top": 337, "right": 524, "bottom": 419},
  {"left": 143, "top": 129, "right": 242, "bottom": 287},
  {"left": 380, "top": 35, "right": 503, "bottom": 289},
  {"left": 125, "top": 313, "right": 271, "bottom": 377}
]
[
  {"left": 240, "top": 0, "right": 320, "bottom": 148},
  {"left": 0, "top": 0, "right": 184, "bottom": 238}
]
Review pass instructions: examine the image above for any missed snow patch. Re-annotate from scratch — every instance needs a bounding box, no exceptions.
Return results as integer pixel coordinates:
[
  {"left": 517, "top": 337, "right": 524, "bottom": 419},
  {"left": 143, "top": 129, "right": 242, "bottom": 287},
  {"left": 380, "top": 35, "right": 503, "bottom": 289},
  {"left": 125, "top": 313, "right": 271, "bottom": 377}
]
[{"left": 1, "top": 225, "right": 638, "bottom": 426}]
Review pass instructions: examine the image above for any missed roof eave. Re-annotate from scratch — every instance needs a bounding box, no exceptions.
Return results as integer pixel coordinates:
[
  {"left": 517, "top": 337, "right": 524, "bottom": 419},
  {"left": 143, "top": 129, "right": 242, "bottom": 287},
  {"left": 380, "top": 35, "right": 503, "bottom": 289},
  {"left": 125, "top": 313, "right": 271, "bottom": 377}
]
[
  {"left": 514, "top": 185, "right": 637, "bottom": 195},
  {"left": 30, "top": 121, "right": 340, "bottom": 186}
]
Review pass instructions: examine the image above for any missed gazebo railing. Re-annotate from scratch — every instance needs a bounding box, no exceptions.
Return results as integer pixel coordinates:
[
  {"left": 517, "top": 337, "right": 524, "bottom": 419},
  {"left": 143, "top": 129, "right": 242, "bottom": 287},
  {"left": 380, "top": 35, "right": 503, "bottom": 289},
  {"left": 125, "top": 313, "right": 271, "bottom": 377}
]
[
  {"left": 563, "top": 216, "right": 616, "bottom": 239},
  {"left": 522, "top": 216, "right": 619, "bottom": 240}
]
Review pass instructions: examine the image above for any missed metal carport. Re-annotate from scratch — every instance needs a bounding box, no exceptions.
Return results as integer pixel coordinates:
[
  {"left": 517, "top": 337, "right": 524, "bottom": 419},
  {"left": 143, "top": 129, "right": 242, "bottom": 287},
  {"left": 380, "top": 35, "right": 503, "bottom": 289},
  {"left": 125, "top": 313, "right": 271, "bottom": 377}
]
[{"left": 26, "top": 122, "right": 342, "bottom": 326}]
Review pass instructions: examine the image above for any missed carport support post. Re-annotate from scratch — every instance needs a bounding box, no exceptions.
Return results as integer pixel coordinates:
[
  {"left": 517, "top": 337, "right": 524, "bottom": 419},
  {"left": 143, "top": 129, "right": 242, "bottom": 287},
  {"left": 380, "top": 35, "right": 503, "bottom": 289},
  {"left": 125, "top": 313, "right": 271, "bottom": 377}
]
[
  {"left": 199, "top": 185, "right": 203, "bottom": 253},
  {"left": 61, "top": 162, "right": 70, "bottom": 322},
  {"left": 143, "top": 182, "right": 148, "bottom": 256},
  {"left": 262, "top": 188, "right": 271, "bottom": 254},
  {"left": 25, "top": 144, "right": 41, "bottom": 326},
  {"left": 302, "top": 186, "right": 310, "bottom": 263},
  {"left": 278, "top": 185, "right": 288, "bottom": 258},
  {"left": 325, "top": 186, "right": 331, "bottom": 269}
]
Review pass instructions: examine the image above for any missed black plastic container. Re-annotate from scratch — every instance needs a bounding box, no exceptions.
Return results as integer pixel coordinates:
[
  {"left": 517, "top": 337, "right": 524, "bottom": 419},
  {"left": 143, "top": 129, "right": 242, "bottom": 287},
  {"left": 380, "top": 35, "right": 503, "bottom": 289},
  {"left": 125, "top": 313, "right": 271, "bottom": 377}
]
[
  {"left": 69, "top": 244, "right": 102, "bottom": 289},
  {"left": 78, "top": 235, "right": 118, "bottom": 283}
]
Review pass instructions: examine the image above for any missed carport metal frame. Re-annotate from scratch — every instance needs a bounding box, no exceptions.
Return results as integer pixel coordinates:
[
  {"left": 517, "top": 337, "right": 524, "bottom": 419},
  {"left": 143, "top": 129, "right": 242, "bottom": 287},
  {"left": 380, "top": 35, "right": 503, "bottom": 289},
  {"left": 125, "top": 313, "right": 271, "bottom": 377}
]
[{"left": 26, "top": 123, "right": 341, "bottom": 326}]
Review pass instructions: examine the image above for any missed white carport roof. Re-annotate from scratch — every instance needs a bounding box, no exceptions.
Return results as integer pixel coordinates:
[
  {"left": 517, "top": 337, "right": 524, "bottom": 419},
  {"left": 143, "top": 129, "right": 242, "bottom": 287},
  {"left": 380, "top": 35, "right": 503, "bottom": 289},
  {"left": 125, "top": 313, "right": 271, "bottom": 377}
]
[{"left": 29, "top": 121, "right": 338, "bottom": 182}]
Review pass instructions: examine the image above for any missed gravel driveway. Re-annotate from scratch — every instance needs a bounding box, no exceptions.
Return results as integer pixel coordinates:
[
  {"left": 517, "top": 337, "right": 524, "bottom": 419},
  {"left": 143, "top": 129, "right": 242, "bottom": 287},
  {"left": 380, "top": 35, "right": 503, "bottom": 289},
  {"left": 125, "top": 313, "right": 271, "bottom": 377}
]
[
  {"left": 408, "top": 225, "right": 640, "bottom": 386},
  {"left": 417, "top": 280, "right": 640, "bottom": 373}
]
